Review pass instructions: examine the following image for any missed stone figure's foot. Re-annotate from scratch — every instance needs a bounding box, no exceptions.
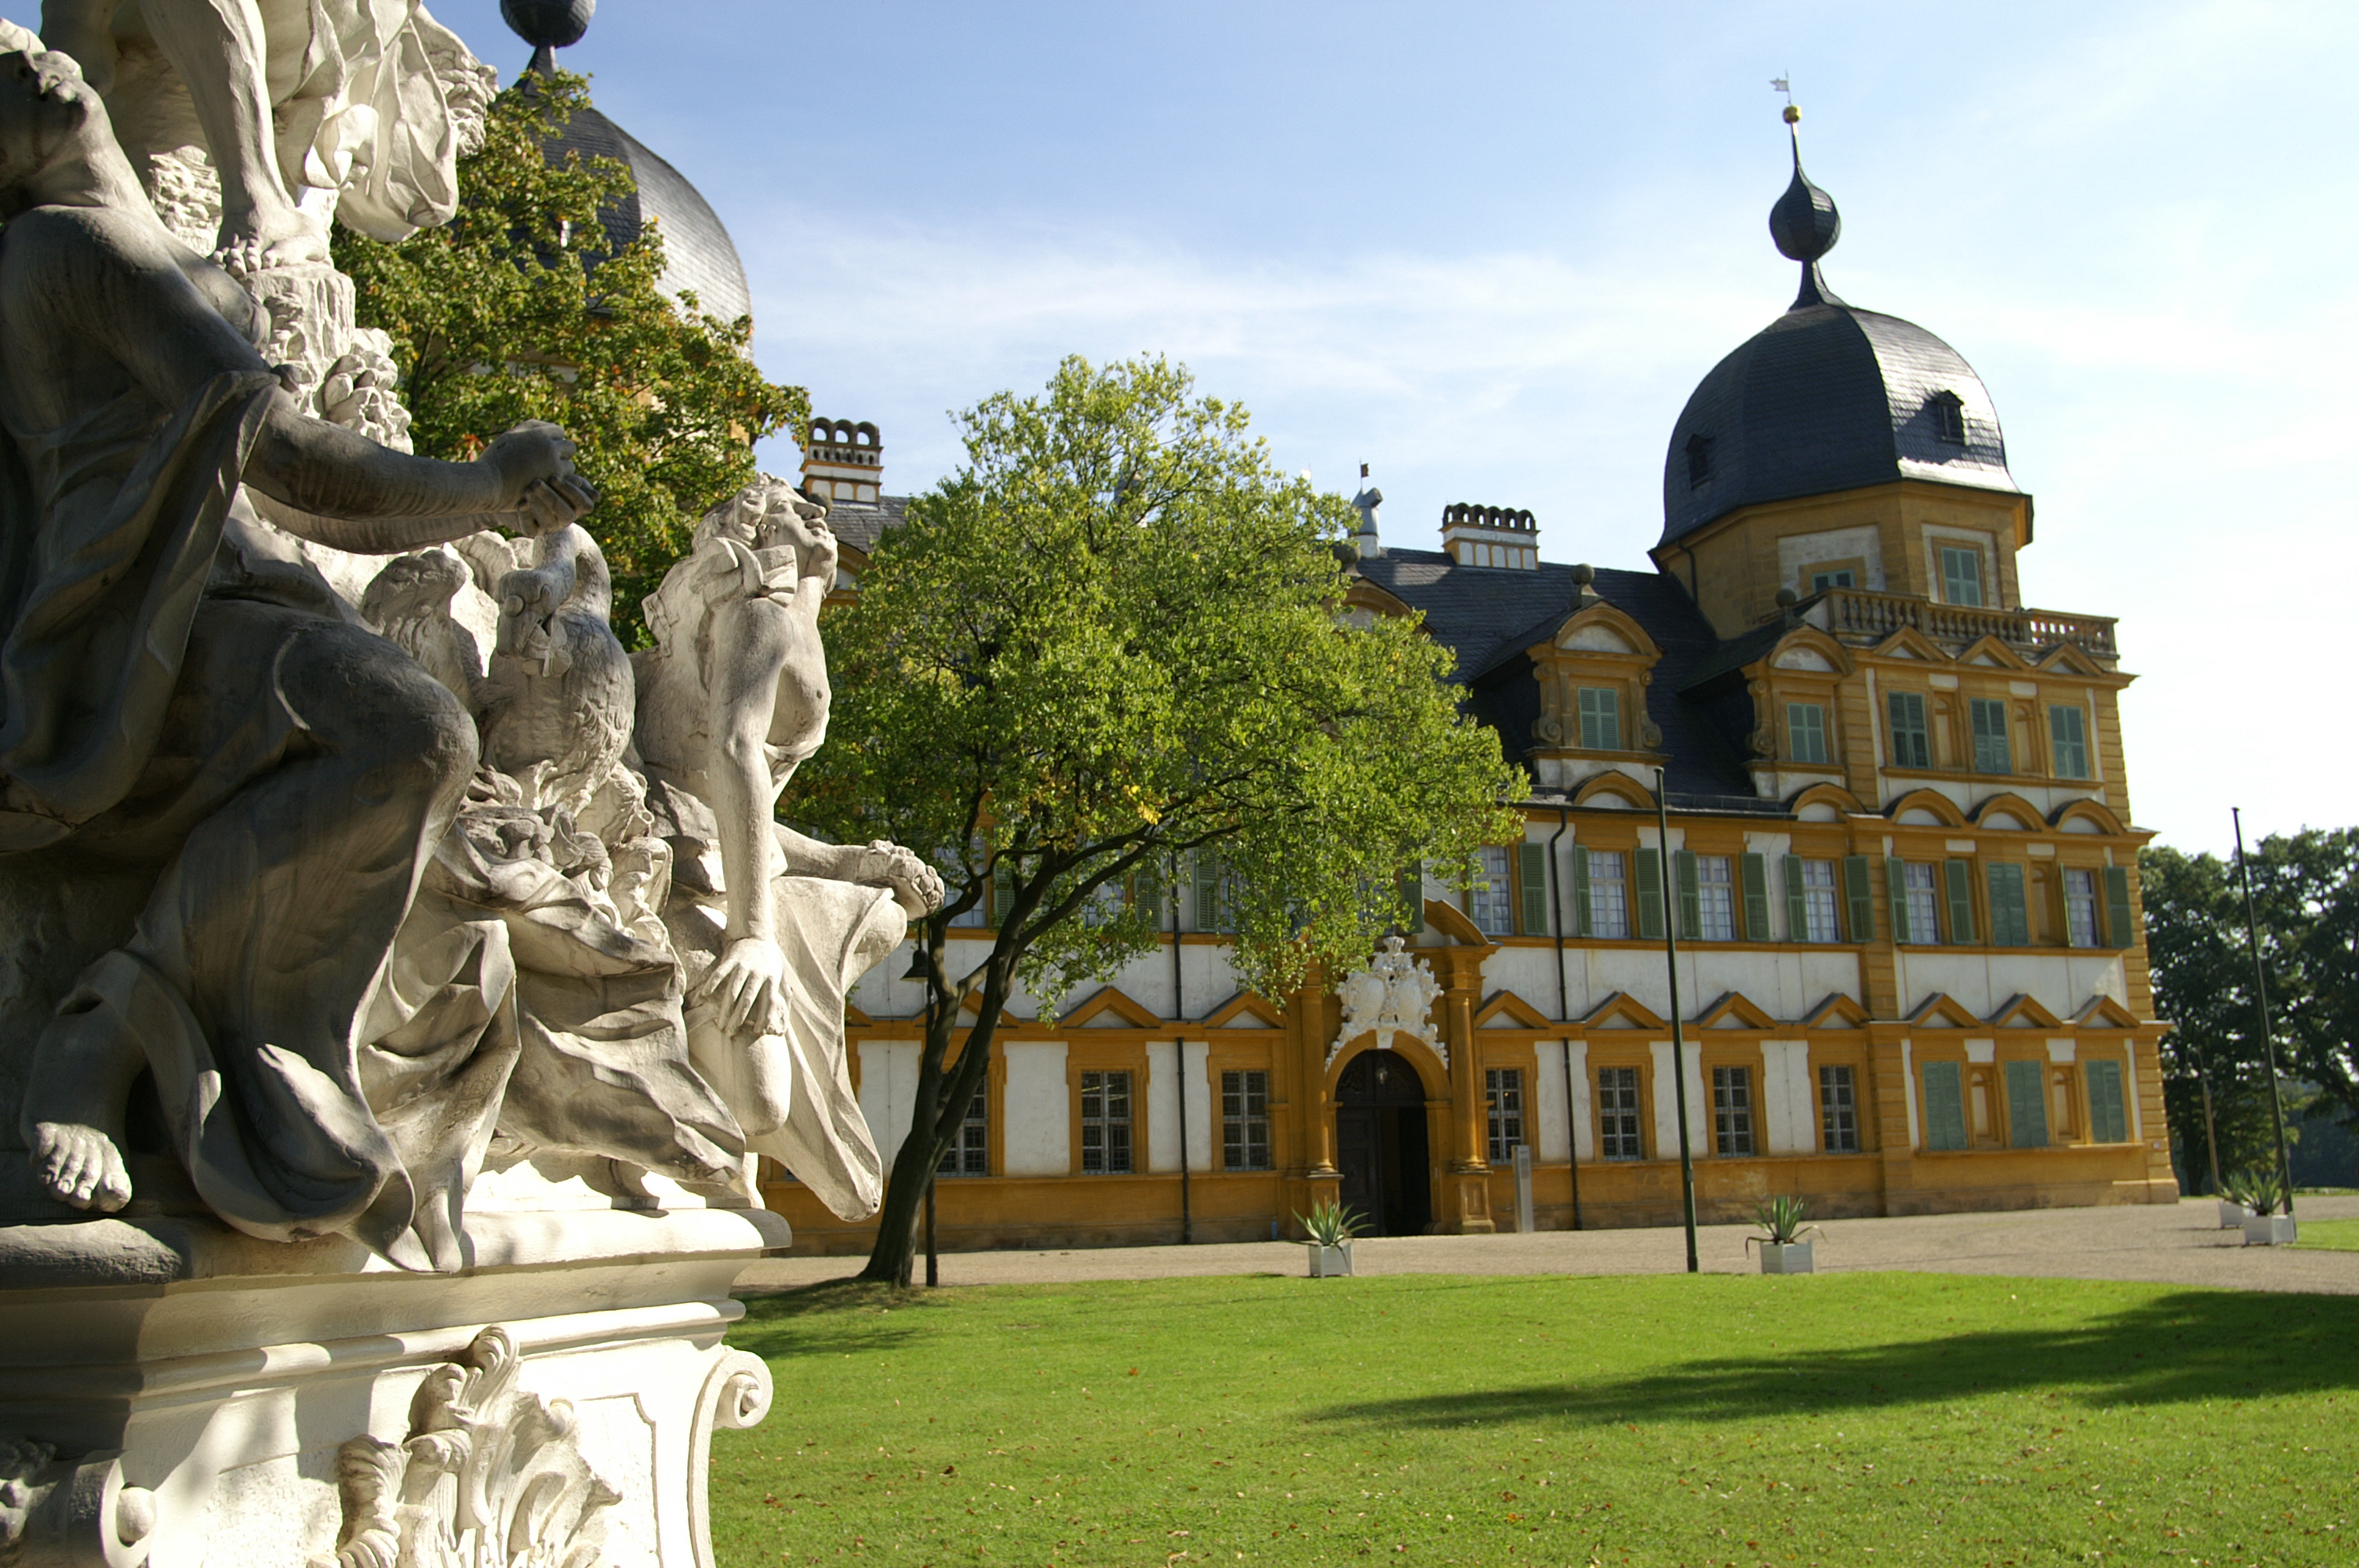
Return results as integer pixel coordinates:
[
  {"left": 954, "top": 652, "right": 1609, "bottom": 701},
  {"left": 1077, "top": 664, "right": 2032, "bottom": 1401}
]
[
  {"left": 211, "top": 207, "right": 332, "bottom": 277},
  {"left": 29, "top": 1122, "right": 133, "bottom": 1213}
]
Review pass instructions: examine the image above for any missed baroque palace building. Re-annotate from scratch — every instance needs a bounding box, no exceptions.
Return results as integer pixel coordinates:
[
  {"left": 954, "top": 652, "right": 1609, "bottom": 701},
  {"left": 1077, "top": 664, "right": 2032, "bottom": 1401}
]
[{"left": 769, "top": 133, "right": 2175, "bottom": 1252}]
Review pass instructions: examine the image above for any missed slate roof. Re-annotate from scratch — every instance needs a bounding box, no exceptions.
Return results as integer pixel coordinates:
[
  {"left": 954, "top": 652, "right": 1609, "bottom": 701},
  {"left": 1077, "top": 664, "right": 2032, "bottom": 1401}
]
[
  {"left": 1354, "top": 550, "right": 1768, "bottom": 809},
  {"left": 1659, "top": 299, "right": 2017, "bottom": 548},
  {"left": 547, "top": 105, "right": 754, "bottom": 328},
  {"left": 823, "top": 495, "right": 909, "bottom": 557}
]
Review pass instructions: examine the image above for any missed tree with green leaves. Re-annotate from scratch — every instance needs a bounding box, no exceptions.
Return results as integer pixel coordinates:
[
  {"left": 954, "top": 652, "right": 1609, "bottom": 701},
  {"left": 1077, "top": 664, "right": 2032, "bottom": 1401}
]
[
  {"left": 333, "top": 71, "right": 804, "bottom": 641},
  {"left": 792, "top": 356, "right": 1525, "bottom": 1286},
  {"left": 2143, "top": 828, "right": 2359, "bottom": 1194}
]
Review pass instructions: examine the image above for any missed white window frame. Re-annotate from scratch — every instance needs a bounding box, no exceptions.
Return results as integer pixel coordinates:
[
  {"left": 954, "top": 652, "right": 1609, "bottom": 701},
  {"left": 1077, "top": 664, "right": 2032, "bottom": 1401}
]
[
  {"left": 1485, "top": 1067, "right": 1525, "bottom": 1164},
  {"left": 1221, "top": 1069, "right": 1271, "bottom": 1171},
  {"left": 1696, "top": 854, "right": 1736, "bottom": 942},
  {"left": 1801, "top": 858, "right": 1841, "bottom": 943},
  {"left": 1711, "top": 1065, "right": 1755, "bottom": 1156},
  {"left": 1903, "top": 861, "right": 1943, "bottom": 945},
  {"left": 1588, "top": 849, "right": 1630, "bottom": 938},
  {"left": 1079, "top": 1070, "right": 1133, "bottom": 1174},
  {"left": 1819, "top": 1064, "right": 1859, "bottom": 1152},
  {"left": 2064, "top": 867, "right": 2101, "bottom": 949},
  {"left": 1598, "top": 1065, "right": 1644, "bottom": 1160},
  {"left": 1467, "top": 844, "right": 1514, "bottom": 937},
  {"left": 936, "top": 1083, "right": 987, "bottom": 1176}
]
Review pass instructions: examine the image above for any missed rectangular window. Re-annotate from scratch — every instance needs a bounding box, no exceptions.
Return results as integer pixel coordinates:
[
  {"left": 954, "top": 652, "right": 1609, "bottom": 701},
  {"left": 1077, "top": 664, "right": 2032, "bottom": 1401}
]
[
  {"left": 1903, "top": 861, "right": 1942, "bottom": 945},
  {"left": 1597, "top": 1066, "right": 1643, "bottom": 1160},
  {"left": 1970, "top": 698, "right": 2012, "bottom": 775},
  {"left": 2063, "top": 867, "right": 2100, "bottom": 948},
  {"left": 1921, "top": 1060, "right": 1968, "bottom": 1151},
  {"left": 1695, "top": 855, "right": 1736, "bottom": 942},
  {"left": 1888, "top": 691, "right": 1931, "bottom": 768},
  {"left": 1819, "top": 1065, "right": 1860, "bottom": 1152},
  {"left": 1940, "top": 544, "right": 1985, "bottom": 607},
  {"left": 1787, "top": 702, "right": 1830, "bottom": 764},
  {"left": 1079, "top": 1070, "right": 1133, "bottom": 1174},
  {"left": 936, "top": 1084, "right": 987, "bottom": 1176},
  {"left": 2049, "top": 705, "right": 2090, "bottom": 779},
  {"left": 1711, "top": 1065, "right": 1755, "bottom": 1155},
  {"left": 1800, "top": 858, "right": 1841, "bottom": 942},
  {"left": 1485, "top": 1068, "right": 1525, "bottom": 1164},
  {"left": 1587, "top": 849, "right": 1630, "bottom": 938},
  {"left": 1986, "top": 862, "right": 2031, "bottom": 947},
  {"left": 2085, "top": 1059, "right": 2128, "bottom": 1144},
  {"left": 2004, "top": 1058, "right": 2048, "bottom": 1148},
  {"left": 1467, "top": 845, "right": 1514, "bottom": 936},
  {"left": 1811, "top": 568, "right": 1855, "bottom": 591},
  {"left": 1577, "top": 687, "right": 1620, "bottom": 750},
  {"left": 1220, "top": 1069, "right": 1270, "bottom": 1171}
]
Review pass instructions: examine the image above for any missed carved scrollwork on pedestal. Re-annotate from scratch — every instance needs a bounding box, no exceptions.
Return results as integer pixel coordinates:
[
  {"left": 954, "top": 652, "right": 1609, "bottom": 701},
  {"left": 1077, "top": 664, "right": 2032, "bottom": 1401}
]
[
  {"left": 687, "top": 1351, "right": 775, "bottom": 1568},
  {"left": 313, "top": 1327, "right": 619, "bottom": 1568},
  {"left": 0, "top": 1439, "right": 154, "bottom": 1568}
]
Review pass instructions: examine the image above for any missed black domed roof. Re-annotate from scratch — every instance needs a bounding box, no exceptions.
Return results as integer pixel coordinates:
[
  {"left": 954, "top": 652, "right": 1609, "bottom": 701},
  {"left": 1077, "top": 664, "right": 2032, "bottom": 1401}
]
[
  {"left": 1659, "top": 131, "right": 2017, "bottom": 548},
  {"left": 547, "top": 103, "right": 753, "bottom": 328}
]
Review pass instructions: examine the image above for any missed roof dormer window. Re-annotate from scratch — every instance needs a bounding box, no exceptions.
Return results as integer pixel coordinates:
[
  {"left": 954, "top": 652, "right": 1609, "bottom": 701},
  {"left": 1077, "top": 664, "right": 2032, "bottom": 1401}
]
[
  {"left": 1685, "top": 434, "right": 1714, "bottom": 488},
  {"left": 1930, "top": 391, "right": 1965, "bottom": 445}
]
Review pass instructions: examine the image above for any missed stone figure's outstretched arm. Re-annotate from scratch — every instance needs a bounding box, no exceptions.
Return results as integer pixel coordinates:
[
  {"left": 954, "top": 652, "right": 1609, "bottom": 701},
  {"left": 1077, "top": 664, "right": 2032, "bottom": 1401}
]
[
  {"left": 695, "top": 592, "right": 795, "bottom": 1036},
  {"left": 23, "top": 207, "right": 590, "bottom": 546}
]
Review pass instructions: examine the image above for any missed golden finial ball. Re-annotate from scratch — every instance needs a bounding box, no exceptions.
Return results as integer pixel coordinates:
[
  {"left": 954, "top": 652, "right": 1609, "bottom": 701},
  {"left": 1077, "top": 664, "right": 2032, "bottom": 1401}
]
[{"left": 1783, "top": 103, "right": 1801, "bottom": 125}]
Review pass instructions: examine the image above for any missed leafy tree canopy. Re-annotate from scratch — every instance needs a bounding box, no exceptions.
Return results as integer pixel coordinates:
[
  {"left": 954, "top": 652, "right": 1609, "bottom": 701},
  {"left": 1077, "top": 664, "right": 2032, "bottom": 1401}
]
[
  {"left": 333, "top": 70, "right": 805, "bottom": 641},
  {"left": 794, "top": 355, "right": 1525, "bottom": 1282},
  {"left": 2143, "top": 829, "right": 2359, "bottom": 1192}
]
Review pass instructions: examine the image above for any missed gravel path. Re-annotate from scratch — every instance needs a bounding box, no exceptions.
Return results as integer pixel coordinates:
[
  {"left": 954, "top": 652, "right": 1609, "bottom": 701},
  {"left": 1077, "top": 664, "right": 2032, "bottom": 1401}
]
[{"left": 734, "top": 1196, "right": 2359, "bottom": 1296}]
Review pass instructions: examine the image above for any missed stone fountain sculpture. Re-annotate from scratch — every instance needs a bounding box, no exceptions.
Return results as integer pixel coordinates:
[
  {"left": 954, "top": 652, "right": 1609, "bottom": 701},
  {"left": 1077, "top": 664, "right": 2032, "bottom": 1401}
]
[{"left": 0, "top": 17, "right": 933, "bottom": 1568}]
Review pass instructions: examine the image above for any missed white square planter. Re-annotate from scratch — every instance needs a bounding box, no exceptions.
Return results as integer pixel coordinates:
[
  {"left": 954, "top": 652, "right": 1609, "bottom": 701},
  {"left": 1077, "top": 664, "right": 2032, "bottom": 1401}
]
[
  {"left": 1757, "top": 1240, "right": 1815, "bottom": 1275},
  {"left": 2242, "top": 1213, "right": 2298, "bottom": 1247},
  {"left": 1308, "top": 1242, "right": 1354, "bottom": 1278},
  {"left": 2219, "top": 1200, "right": 2249, "bottom": 1229}
]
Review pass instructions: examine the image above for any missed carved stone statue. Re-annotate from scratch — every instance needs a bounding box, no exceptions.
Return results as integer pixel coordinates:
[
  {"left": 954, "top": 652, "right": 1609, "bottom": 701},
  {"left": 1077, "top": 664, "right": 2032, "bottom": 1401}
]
[
  {"left": 0, "top": 30, "right": 597, "bottom": 1265},
  {"left": 1329, "top": 935, "right": 1445, "bottom": 1069},
  {"left": 634, "top": 478, "right": 943, "bottom": 1217}
]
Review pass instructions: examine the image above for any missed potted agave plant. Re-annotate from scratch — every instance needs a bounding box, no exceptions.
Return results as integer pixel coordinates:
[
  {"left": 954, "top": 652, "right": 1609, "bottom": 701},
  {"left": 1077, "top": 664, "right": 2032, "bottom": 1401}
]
[
  {"left": 1746, "top": 1196, "right": 1823, "bottom": 1275},
  {"left": 1296, "top": 1196, "right": 1364, "bottom": 1278},
  {"left": 2224, "top": 1169, "right": 2298, "bottom": 1247}
]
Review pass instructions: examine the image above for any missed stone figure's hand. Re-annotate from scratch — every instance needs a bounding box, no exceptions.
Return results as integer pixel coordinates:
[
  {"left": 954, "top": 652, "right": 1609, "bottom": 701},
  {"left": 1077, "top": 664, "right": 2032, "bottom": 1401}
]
[
  {"left": 700, "top": 936, "right": 790, "bottom": 1039},
  {"left": 483, "top": 422, "right": 598, "bottom": 535},
  {"left": 864, "top": 840, "right": 945, "bottom": 916}
]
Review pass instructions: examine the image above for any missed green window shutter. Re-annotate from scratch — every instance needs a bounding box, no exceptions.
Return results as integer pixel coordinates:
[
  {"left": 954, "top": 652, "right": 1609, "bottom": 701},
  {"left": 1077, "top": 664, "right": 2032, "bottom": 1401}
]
[
  {"left": 1843, "top": 854, "right": 1874, "bottom": 942},
  {"left": 1971, "top": 698, "right": 2012, "bottom": 775},
  {"left": 1518, "top": 842, "right": 1550, "bottom": 935},
  {"left": 1986, "top": 862, "right": 2030, "bottom": 946},
  {"left": 1634, "top": 848, "right": 1664, "bottom": 940},
  {"left": 1885, "top": 856, "right": 1912, "bottom": 943},
  {"left": 1577, "top": 687, "right": 1619, "bottom": 750},
  {"left": 1398, "top": 862, "right": 1423, "bottom": 932},
  {"left": 2085, "top": 1059, "right": 2127, "bottom": 1143},
  {"left": 1133, "top": 859, "right": 1164, "bottom": 928},
  {"left": 2005, "top": 1059, "right": 2048, "bottom": 1147},
  {"left": 2103, "top": 865, "right": 2134, "bottom": 949},
  {"left": 1782, "top": 855, "right": 1808, "bottom": 941},
  {"left": 1888, "top": 691, "right": 1929, "bottom": 769},
  {"left": 1194, "top": 855, "right": 1221, "bottom": 932},
  {"left": 990, "top": 860, "right": 1016, "bottom": 929},
  {"left": 1944, "top": 858, "right": 1977, "bottom": 945},
  {"left": 1739, "top": 853, "right": 1769, "bottom": 941},
  {"left": 1572, "top": 846, "right": 1593, "bottom": 938},
  {"left": 1673, "top": 850, "right": 1701, "bottom": 942},
  {"left": 2049, "top": 705, "right": 2088, "bottom": 779},
  {"left": 1921, "top": 1062, "right": 1967, "bottom": 1151}
]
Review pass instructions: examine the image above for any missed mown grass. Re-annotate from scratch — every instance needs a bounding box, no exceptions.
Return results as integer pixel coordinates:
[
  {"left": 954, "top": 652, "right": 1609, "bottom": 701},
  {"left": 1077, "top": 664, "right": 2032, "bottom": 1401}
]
[
  {"left": 2292, "top": 1217, "right": 2359, "bottom": 1252},
  {"left": 712, "top": 1272, "right": 2357, "bottom": 1567}
]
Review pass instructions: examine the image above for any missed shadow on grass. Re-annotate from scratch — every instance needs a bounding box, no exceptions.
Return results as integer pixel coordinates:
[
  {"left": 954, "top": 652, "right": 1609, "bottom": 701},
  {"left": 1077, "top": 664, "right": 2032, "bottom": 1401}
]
[
  {"left": 1310, "top": 1289, "right": 2359, "bottom": 1428},
  {"left": 729, "top": 1277, "right": 940, "bottom": 1359}
]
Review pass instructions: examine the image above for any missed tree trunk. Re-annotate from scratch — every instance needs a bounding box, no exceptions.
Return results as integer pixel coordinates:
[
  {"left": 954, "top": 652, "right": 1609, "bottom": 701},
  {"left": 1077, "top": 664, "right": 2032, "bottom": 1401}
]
[{"left": 858, "top": 943, "right": 1008, "bottom": 1285}]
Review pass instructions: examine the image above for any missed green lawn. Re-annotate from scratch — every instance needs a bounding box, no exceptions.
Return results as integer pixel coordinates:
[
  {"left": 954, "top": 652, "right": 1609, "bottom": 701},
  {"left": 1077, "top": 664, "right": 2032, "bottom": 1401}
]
[
  {"left": 714, "top": 1272, "right": 2357, "bottom": 1567},
  {"left": 2292, "top": 1217, "right": 2359, "bottom": 1252}
]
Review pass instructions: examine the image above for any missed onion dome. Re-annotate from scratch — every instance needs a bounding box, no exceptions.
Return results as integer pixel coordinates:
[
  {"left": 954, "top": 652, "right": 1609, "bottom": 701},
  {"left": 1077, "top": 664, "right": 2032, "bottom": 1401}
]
[
  {"left": 1659, "top": 108, "right": 2018, "bottom": 547},
  {"left": 506, "top": 1, "right": 754, "bottom": 330}
]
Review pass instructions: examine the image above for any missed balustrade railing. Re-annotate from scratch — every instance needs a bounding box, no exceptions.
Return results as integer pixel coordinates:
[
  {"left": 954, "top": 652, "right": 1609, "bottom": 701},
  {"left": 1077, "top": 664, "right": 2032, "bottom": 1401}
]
[{"left": 1801, "top": 587, "right": 2117, "bottom": 660}]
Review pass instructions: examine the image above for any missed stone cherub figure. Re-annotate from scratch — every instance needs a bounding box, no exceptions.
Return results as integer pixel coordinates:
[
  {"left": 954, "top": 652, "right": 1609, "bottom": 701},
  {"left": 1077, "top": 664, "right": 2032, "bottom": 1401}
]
[
  {"left": 0, "top": 32, "right": 594, "bottom": 1247},
  {"left": 634, "top": 477, "right": 942, "bottom": 1215}
]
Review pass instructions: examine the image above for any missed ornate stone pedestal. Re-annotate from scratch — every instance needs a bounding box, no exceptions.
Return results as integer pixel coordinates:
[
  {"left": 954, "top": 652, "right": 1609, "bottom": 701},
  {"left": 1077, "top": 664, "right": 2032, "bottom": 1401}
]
[{"left": 0, "top": 1201, "right": 786, "bottom": 1568}]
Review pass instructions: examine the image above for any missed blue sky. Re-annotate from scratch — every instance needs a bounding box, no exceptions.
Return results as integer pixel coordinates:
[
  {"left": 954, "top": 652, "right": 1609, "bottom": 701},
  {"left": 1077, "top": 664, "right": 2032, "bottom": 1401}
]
[{"left": 433, "top": 1, "right": 2356, "bottom": 855}]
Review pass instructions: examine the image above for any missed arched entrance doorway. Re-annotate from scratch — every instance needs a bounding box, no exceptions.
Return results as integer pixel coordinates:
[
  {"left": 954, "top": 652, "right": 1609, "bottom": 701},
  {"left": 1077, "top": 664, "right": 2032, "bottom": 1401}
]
[{"left": 1334, "top": 1049, "right": 1432, "bottom": 1236}]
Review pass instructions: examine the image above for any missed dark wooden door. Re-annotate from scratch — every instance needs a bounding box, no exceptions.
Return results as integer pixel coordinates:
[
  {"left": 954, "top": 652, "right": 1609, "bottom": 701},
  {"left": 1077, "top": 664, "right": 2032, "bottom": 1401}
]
[{"left": 1334, "top": 1050, "right": 1431, "bottom": 1236}]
